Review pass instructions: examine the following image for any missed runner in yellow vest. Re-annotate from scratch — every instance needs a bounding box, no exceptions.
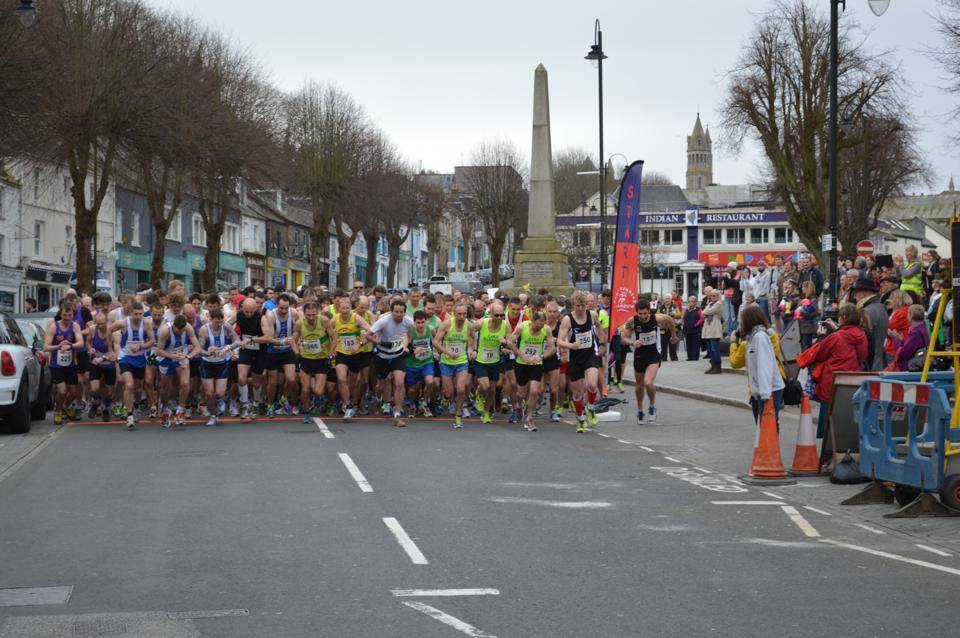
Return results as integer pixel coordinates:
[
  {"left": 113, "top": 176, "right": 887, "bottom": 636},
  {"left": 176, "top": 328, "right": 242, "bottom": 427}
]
[
  {"left": 333, "top": 297, "right": 372, "bottom": 422},
  {"left": 292, "top": 301, "right": 337, "bottom": 423},
  {"left": 509, "top": 310, "right": 556, "bottom": 432},
  {"left": 470, "top": 300, "right": 508, "bottom": 424},
  {"left": 434, "top": 302, "right": 476, "bottom": 429}
]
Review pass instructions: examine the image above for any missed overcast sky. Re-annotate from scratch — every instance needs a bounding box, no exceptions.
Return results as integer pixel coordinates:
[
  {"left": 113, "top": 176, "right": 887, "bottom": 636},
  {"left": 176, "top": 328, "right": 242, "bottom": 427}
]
[{"left": 155, "top": 0, "right": 957, "bottom": 192}]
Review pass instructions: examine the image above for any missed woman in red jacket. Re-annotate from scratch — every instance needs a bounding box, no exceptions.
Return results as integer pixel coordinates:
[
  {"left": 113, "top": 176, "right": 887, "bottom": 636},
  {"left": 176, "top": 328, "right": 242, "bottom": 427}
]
[
  {"left": 883, "top": 289, "right": 912, "bottom": 364},
  {"left": 797, "top": 303, "right": 868, "bottom": 438}
]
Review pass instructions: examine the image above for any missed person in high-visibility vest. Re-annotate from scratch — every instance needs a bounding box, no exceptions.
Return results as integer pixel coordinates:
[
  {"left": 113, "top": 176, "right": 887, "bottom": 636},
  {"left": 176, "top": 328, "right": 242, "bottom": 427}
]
[{"left": 897, "top": 244, "right": 923, "bottom": 300}]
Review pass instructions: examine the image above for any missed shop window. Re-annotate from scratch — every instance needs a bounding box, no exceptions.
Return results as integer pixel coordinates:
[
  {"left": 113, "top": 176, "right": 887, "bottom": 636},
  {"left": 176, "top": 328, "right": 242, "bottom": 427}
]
[
  {"left": 221, "top": 222, "right": 240, "bottom": 254},
  {"left": 703, "top": 228, "right": 721, "bottom": 245}
]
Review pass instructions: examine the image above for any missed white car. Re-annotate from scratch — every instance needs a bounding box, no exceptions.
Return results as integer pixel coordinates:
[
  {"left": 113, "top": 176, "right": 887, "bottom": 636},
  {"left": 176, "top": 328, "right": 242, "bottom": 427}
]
[{"left": 0, "top": 313, "right": 42, "bottom": 434}]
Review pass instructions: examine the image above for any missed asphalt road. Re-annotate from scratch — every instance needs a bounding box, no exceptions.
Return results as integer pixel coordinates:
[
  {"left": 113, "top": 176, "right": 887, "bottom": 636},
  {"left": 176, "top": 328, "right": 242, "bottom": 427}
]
[{"left": 1, "top": 403, "right": 960, "bottom": 637}]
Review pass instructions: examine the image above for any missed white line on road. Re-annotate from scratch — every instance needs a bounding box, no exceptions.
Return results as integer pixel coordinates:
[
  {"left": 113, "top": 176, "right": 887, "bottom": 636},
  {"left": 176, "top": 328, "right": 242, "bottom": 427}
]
[
  {"left": 804, "top": 506, "right": 832, "bottom": 516},
  {"left": 167, "top": 609, "right": 250, "bottom": 619},
  {"left": 383, "top": 517, "right": 429, "bottom": 565},
  {"left": 693, "top": 467, "right": 712, "bottom": 474},
  {"left": 616, "top": 439, "right": 631, "bottom": 444},
  {"left": 313, "top": 417, "right": 334, "bottom": 439},
  {"left": 853, "top": 523, "right": 886, "bottom": 535},
  {"left": 663, "top": 456, "right": 682, "bottom": 463},
  {"left": 821, "top": 539, "right": 960, "bottom": 577},
  {"left": 639, "top": 446, "right": 654, "bottom": 452},
  {"left": 338, "top": 453, "right": 373, "bottom": 493},
  {"left": 402, "top": 601, "right": 497, "bottom": 638},
  {"left": 711, "top": 501, "right": 785, "bottom": 505},
  {"left": 596, "top": 433, "right": 612, "bottom": 438},
  {"left": 915, "top": 544, "right": 953, "bottom": 557},
  {"left": 761, "top": 491, "right": 785, "bottom": 500},
  {"left": 486, "top": 496, "right": 612, "bottom": 509},
  {"left": 781, "top": 505, "right": 820, "bottom": 538},
  {"left": 391, "top": 589, "right": 499, "bottom": 597}
]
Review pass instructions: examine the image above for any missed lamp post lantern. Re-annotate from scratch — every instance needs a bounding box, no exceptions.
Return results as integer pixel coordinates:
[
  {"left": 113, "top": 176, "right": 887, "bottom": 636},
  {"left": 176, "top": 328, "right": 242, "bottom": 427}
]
[
  {"left": 15, "top": 0, "right": 37, "bottom": 27},
  {"left": 585, "top": 19, "right": 608, "bottom": 289}
]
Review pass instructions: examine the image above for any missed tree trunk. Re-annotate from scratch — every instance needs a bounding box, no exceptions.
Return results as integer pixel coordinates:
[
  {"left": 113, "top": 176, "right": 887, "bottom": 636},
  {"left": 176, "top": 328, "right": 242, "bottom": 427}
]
[
  {"left": 198, "top": 181, "right": 230, "bottom": 293},
  {"left": 489, "top": 239, "right": 502, "bottom": 288},
  {"left": 335, "top": 222, "right": 355, "bottom": 290},
  {"left": 309, "top": 197, "right": 333, "bottom": 285},
  {"left": 387, "top": 239, "right": 403, "bottom": 289},
  {"left": 67, "top": 137, "right": 115, "bottom": 295},
  {"left": 363, "top": 230, "right": 379, "bottom": 288}
]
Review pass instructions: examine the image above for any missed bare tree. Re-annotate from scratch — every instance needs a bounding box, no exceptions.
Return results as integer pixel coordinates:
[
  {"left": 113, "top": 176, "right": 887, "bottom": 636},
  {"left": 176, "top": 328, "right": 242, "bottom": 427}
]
[
  {"left": 641, "top": 171, "right": 676, "bottom": 186},
  {"left": 415, "top": 176, "right": 447, "bottom": 278},
  {"left": 553, "top": 147, "right": 597, "bottom": 216},
  {"left": 283, "top": 83, "right": 369, "bottom": 288},
  {"left": 934, "top": 0, "right": 960, "bottom": 142},
  {"left": 459, "top": 140, "right": 528, "bottom": 287},
  {"left": 719, "top": 0, "right": 921, "bottom": 262}
]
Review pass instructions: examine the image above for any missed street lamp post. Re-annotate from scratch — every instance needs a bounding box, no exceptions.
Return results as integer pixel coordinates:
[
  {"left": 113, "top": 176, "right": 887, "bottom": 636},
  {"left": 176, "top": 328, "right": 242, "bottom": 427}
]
[
  {"left": 585, "top": 19, "right": 608, "bottom": 290},
  {"left": 15, "top": 0, "right": 38, "bottom": 27},
  {"left": 828, "top": 0, "right": 890, "bottom": 309}
]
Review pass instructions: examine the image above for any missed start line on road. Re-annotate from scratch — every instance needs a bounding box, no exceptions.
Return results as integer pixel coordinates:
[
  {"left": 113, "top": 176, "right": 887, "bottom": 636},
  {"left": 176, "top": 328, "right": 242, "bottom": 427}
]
[{"left": 651, "top": 466, "right": 747, "bottom": 493}]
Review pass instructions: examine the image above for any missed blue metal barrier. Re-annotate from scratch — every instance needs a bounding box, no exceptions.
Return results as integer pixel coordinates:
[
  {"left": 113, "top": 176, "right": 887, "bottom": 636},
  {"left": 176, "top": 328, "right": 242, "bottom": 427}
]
[{"left": 854, "top": 378, "right": 952, "bottom": 492}]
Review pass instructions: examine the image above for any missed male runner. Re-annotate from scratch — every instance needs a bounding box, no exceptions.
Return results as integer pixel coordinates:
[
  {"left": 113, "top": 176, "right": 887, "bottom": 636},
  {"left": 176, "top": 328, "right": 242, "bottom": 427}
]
[
  {"left": 369, "top": 298, "right": 413, "bottom": 427},
  {"left": 434, "top": 302, "right": 474, "bottom": 429},
  {"left": 110, "top": 301, "right": 155, "bottom": 430},
  {"left": 509, "top": 310, "right": 556, "bottom": 432},
  {"left": 333, "top": 297, "right": 372, "bottom": 422},
  {"left": 556, "top": 290, "right": 606, "bottom": 432},
  {"left": 470, "top": 300, "right": 508, "bottom": 424},
  {"left": 235, "top": 298, "right": 268, "bottom": 420},
  {"left": 620, "top": 299, "right": 676, "bottom": 425},
  {"left": 261, "top": 293, "right": 298, "bottom": 416},
  {"left": 155, "top": 314, "right": 202, "bottom": 427},
  {"left": 45, "top": 300, "right": 84, "bottom": 425},
  {"left": 292, "top": 301, "right": 337, "bottom": 423},
  {"left": 404, "top": 310, "right": 436, "bottom": 418},
  {"left": 198, "top": 308, "right": 239, "bottom": 426}
]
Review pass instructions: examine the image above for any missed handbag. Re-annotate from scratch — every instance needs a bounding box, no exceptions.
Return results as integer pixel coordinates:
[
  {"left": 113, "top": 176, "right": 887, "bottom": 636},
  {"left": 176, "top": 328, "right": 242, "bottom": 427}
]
[{"left": 782, "top": 378, "right": 804, "bottom": 406}]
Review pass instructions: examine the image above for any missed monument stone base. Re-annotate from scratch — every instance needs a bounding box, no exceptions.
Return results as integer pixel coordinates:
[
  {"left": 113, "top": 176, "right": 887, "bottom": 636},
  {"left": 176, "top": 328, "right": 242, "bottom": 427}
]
[{"left": 513, "top": 236, "right": 570, "bottom": 290}]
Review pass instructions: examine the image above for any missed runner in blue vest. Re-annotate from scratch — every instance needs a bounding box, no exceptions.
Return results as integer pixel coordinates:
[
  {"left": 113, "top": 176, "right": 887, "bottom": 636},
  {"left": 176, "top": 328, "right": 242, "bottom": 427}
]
[{"left": 109, "top": 301, "right": 155, "bottom": 430}]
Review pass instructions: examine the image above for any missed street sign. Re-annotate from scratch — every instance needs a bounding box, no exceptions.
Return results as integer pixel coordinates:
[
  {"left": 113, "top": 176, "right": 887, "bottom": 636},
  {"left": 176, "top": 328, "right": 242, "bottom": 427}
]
[
  {"left": 820, "top": 234, "right": 834, "bottom": 252},
  {"left": 856, "top": 240, "right": 875, "bottom": 257}
]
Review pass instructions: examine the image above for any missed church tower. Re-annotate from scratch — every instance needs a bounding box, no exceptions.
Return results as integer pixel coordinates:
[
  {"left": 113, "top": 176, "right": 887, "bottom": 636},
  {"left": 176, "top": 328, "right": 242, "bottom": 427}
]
[{"left": 686, "top": 113, "right": 713, "bottom": 192}]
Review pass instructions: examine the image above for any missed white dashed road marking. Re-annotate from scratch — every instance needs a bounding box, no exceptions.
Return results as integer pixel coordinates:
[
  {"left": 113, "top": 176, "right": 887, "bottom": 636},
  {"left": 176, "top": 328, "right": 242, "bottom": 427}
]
[
  {"left": 780, "top": 505, "right": 820, "bottom": 538},
  {"left": 761, "top": 490, "right": 785, "bottom": 500},
  {"left": 383, "top": 517, "right": 429, "bottom": 565},
  {"left": 853, "top": 523, "right": 886, "bottom": 535},
  {"left": 711, "top": 501, "right": 784, "bottom": 505},
  {"left": 821, "top": 539, "right": 960, "bottom": 577},
  {"left": 804, "top": 506, "right": 832, "bottom": 516},
  {"left": 402, "top": 601, "right": 498, "bottom": 637},
  {"left": 338, "top": 453, "right": 373, "bottom": 493},
  {"left": 663, "top": 456, "right": 682, "bottom": 463},
  {"left": 915, "top": 544, "right": 952, "bottom": 557},
  {"left": 639, "top": 446, "right": 654, "bottom": 452},
  {"left": 313, "top": 417, "right": 334, "bottom": 439},
  {"left": 391, "top": 589, "right": 500, "bottom": 597}
]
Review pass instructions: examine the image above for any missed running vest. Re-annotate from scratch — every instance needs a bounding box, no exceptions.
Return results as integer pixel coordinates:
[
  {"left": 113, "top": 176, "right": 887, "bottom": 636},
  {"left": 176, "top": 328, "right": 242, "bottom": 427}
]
[
  {"left": 118, "top": 318, "right": 147, "bottom": 367},
  {"left": 515, "top": 321, "right": 547, "bottom": 366},
  {"left": 405, "top": 326, "right": 434, "bottom": 369},
  {"left": 201, "top": 325, "right": 230, "bottom": 363},
  {"left": 50, "top": 321, "right": 76, "bottom": 368},
  {"left": 568, "top": 311, "right": 598, "bottom": 363},
  {"left": 90, "top": 327, "right": 114, "bottom": 368},
  {"left": 299, "top": 317, "right": 331, "bottom": 360},
  {"left": 267, "top": 310, "right": 293, "bottom": 353},
  {"left": 160, "top": 327, "right": 189, "bottom": 361},
  {"left": 543, "top": 321, "right": 561, "bottom": 363},
  {"left": 476, "top": 317, "right": 507, "bottom": 365},
  {"left": 632, "top": 315, "right": 661, "bottom": 359},
  {"left": 334, "top": 312, "right": 363, "bottom": 355},
  {"left": 440, "top": 320, "right": 469, "bottom": 365},
  {"left": 361, "top": 311, "right": 375, "bottom": 353},
  {"left": 236, "top": 311, "right": 263, "bottom": 352}
]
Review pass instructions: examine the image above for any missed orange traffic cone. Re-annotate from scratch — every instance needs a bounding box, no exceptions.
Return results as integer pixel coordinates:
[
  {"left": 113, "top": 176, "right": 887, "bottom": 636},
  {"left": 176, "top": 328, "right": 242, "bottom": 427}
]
[
  {"left": 740, "top": 397, "right": 797, "bottom": 485},
  {"left": 789, "top": 395, "right": 822, "bottom": 477}
]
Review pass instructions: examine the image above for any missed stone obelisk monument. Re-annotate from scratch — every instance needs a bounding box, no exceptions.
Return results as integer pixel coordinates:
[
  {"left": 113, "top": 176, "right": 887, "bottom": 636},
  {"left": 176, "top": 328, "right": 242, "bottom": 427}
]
[{"left": 514, "top": 64, "right": 569, "bottom": 290}]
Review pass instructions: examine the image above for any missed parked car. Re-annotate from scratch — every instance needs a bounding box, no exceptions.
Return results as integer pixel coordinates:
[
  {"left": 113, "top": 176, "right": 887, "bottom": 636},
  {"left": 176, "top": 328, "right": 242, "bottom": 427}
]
[
  {"left": 14, "top": 318, "right": 53, "bottom": 412},
  {"left": 447, "top": 273, "right": 484, "bottom": 295},
  {"left": 0, "top": 312, "right": 45, "bottom": 433}
]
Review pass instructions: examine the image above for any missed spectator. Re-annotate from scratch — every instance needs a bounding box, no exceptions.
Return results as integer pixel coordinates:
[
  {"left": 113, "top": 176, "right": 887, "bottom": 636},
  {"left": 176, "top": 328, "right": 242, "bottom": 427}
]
[
  {"left": 797, "top": 303, "right": 868, "bottom": 437},
  {"left": 748, "top": 261, "right": 773, "bottom": 320},
  {"left": 681, "top": 295, "right": 704, "bottom": 361},
  {"left": 897, "top": 245, "right": 923, "bottom": 301},
  {"left": 852, "top": 276, "right": 888, "bottom": 371},
  {"left": 730, "top": 305, "right": 785, "bottom": 427},
  {"left": 779, "top": 280, "right": 800, "bottom": 333},
  {"left": 838, "top": 269, "right": 859, "bottom": 304},
  {"left": 797, "top": 280, "right": 820, "bottom": 350},
  {"left": 721, "top": 262, "right": 743, "bottom": 334},
  {"left": 883, "top": 289, "right": 912, "bottom": 364},
  {"left": 879, "top": 272, "right": 900, "bottom": 305},
  {"left": 889, "top": 304, "right": 930, "bottom": 372},
  {"left": 701, "top": 289, "right": 724, "bottom": 374},
  {"left": 657, "top": 293, "right": 681, "bottom": 362},
  {"left": 923, "top": 250, "right": 941, "bottom": 301},
  {"left": 24, "top": 298, "right": 37, "bottom": 313},
  {"left": 927, "top": 280, "right": 944, "bottom": 324},
  {"left": 798, "top": 254, "right": 825, "bottom": 298}
]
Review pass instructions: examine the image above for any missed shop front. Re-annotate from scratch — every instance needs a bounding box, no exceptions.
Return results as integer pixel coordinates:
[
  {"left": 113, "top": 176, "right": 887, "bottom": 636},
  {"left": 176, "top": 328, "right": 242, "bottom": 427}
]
[
  {"left": 0, "top": 266, "right": 22, "bottom": 312},
  {"left": 21, "top": 264, "right": 72, "bottom": 311},
  {"left": 245, "top": 254, "right": 266, "bottom": 289},
  {"left": 218, "top": 253, "right": 246, "bottom": 289},
  {"left": 290, "top": 259, "right": 310, "bottom": 290},
  {"left": 117, "top": 248, "right": 190, "bottom": 292},
  {"left": 267, "top": 257, "right": 288, "bottom": 290}
]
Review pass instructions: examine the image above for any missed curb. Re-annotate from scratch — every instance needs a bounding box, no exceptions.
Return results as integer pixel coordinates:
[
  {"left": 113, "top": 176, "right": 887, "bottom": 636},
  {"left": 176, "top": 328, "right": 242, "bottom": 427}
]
[{"left": 621, "top": 374, "right": 752, "bottom": 411}]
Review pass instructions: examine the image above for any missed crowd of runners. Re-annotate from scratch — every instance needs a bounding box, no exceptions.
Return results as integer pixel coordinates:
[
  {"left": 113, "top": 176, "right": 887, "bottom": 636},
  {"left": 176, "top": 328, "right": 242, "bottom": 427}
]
[{"left": 41, "top": 281, "right": 677, "bottom": 432}]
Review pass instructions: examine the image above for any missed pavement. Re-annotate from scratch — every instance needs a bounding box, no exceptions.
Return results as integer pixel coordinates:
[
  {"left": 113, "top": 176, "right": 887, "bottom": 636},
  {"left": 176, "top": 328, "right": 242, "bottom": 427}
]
[{"left": 1, "top": 372, "right": 960, "bottom": 635}]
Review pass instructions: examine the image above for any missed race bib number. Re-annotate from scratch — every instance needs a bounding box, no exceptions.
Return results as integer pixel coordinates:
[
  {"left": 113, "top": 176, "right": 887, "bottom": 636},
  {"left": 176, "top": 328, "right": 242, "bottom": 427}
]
[
  {"left": 339, "top": 335, "right": 358, "bottom": 350},
  {"left": 637, "top": 331, "right": 658, "bottom": 347},
  {"left": 447, "top": 342, "right": 463, "bottom": 357},
  {"left": 414, "top": 346, "right": 432, "bottom": 361},
  {"left": 575, "top": 331, "right": 593, "bottom": 349},
  {"left": 302, "top": 339, "right": 323, "bottom": 354},
  {"left": 168, "top": 345, "right": 187, "bottom": 357},
  {"left": 480, "top": 347, "right": 499, "bottom": 362},
  {"left": 522, "top": 344, "right": 541, "bottom": 358},
  {"left": 56, "top": 349, "right": 73, "bottom": 367},
  {"left": 242, "top": 335, "right": 260, "bottom": 350},
  {"left": 387, "top": 338, "right": 404, "bottom": 352}
]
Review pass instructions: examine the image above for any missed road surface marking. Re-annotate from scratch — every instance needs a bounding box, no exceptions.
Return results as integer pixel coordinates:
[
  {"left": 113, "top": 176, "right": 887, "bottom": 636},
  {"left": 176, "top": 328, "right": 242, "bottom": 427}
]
[
  {"left": 616, "top": 439, "right": 631, "bottom": 444},
  {"left": 781, "top": 505, "right": 820, "bottom": 538},
  {"left": 639, "top": 446, "right": 654, "bottom": 452},
  {"left": 853, "top": 523, "right": 886, "bottom": 535},
  {"left": 391, "top": 589, "right": 499, "bottom": 597},
  {"left": 338, "top": 453, "right": 373, "bottom": 493},
  {"left": 761, "top": 491, "right": 785, "bottom": 500},
  {"left": 596, "top": 433, "right": 612, "bottom": 438},
  {"left": 313, "top": 417, "right": 334, "bottom": 439},
  {"left": 167, "top": 609, "right": 249, "bottom": 619},
  {"left": 663, "top": 456, "right": 681, "bottom": 463},
  {"left": 486, "top": 496, "right": 611, "bottom": 509},
  {"left": 383, "top": 517, "right": 429, "bottom": 565},
  {"left": 0, "top": 425, "right": 66, "bottom": 485},
  {"left": 0, "top": 586, "right": 72, "bottom": 606},
  {"left": 915, "top": 544, "right": 952, "bottom": 557},
  {"left": 804, "top": 506, "right": 832, "bottom": 516},
  {"left": 652, "top": 466, "right": 748, "bottom": 493},
  {"left": 693, "top": 467, "right": 712, "bottom": 474},
  {"left": 820, "top": 539, "right": 960, "bottom": 577},
  {"left": 711, "top": 501, "right": 784, "bottom": 505},
  {"left": 402, "top": 601, "right": 497, "bottom": 637}
]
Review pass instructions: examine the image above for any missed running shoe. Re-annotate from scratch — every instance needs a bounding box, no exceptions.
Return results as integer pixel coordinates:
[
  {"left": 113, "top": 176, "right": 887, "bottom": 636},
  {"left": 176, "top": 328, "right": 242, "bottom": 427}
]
[
  {"left": 53, "top": 410, "right": 62, "bottom": 425},
  {"left": 357, "top": 402, "right": 370, "bottom": 416},
  {"left": 344, "top": 405, "right": 354, "bottom": 422},
  {"left": 207, "top": 415, "right": 218, "bottom": 427},
  {"left": 161, "top": 407, "right": 172, "bottom": 429},
  {"left": 199, "top": 405, "right": 210, "bottom": 418},
  {"left": 601, "top": 385, "right": 609, "bottom": 398},
  {"left": 647, "top": 406, "right": 657, "bottom": 424},
  {"left": 462, "top": 406, "right": 471, "bottom": 419},
  {"left": 112, "top": 403, "right": 124, "bottom": 418},
  {"left": 303, "top": 412, "right": 312, "bottom": 424},
  {"left": 550, "top": 410, "right": 560, "bottom": 422},
  {"left": 291, "top": 403, "right": 300, "bottom": 416},
  {"left": 587, "top": 407, "right": 599, "bottom": 427},
  {"left": 508, "top": 409, "right": 518, "bottom": 424},
  {"left": 525, "top": 416, "right": 537, "bottom": 431},
  {"left": 126, "top": 415, "right": 136, "bottom": 430},
  {"left": 149, "top": 405, "right": 158, "bottom": 420},
  {"left": 394, "top": 414, "right": 407, "bottom": 428},
  {"left": 100, "top": 406, "right": 111, "bottom": 421},
  {"left": 87, "top": 402, "right": 99, "bottom": 419},
  {"left": 229, "top": 401, "right": 240, "bottom": 417},
  {"left": 637, "top": 410, "right": 645, "bottom": 425},
  {"left": 481, "top": 411, "right": 492, "bottom": 424},
  {"left": 418, "top": 401, "right": 433, "bottom": 418},
  {"left": 475, "top": 393, "right": 485, "bottom": 413},
  {"left": 381, "top": 401, "right": 392, "bottom": 416},
  {"left": 577, "top": 419, "right": 586, "bottom": 433},
  {"left": 616, "top": 381, "right": 624, "bottom": 393},
  {"left": 175, "top": 407, "right": 185, "bottom": 426},
  {"left": 453, "top": 415, "right": 463, "bottom": 429},
  {"left": 326, "top": 403, "right": 337, "bottom": 417},
  {"left": 266, "top": 405, "right": 275, "bottom": 418}
]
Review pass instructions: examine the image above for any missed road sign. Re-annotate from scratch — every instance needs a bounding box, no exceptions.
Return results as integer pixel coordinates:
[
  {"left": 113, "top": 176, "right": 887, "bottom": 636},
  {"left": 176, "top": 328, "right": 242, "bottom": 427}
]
[
  {"left": 856, "top": 240, "right": 875, "bottom": 257},
  {"left": 820, "top": 234, "right": 834, "bottom": 252}
]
